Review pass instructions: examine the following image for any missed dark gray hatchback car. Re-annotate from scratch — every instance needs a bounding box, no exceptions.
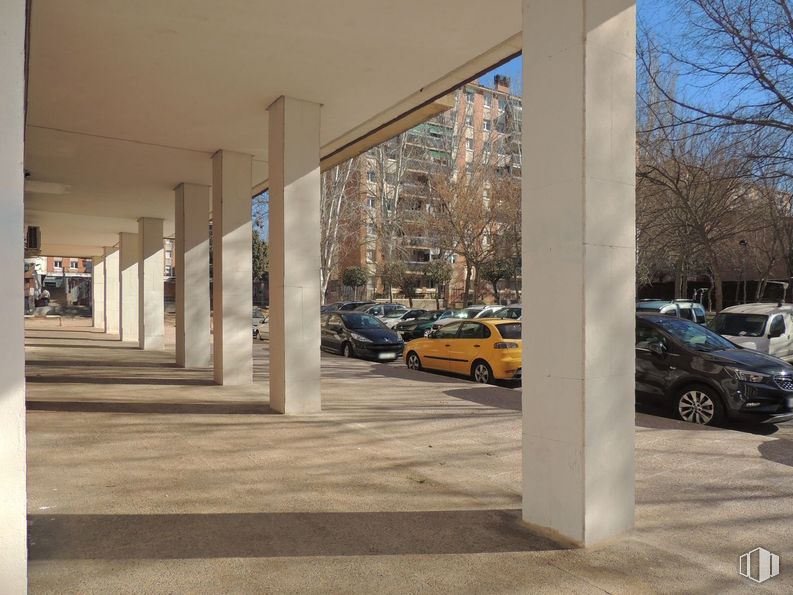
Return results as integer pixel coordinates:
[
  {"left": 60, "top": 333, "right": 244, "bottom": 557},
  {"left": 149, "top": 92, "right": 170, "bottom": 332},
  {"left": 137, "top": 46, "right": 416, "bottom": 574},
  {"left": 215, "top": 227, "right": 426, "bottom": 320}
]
[{"left": 636, "top": 314, "right": 793, "bottom": 425}]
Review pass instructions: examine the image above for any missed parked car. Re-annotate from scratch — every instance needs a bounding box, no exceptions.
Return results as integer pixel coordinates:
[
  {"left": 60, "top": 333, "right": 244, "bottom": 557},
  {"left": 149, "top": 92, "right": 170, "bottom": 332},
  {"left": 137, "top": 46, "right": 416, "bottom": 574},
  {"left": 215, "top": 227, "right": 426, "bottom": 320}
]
[
  {"left": 405, "top": 319, "right": 522, "bottom": 384},
  {"left": 382, "top": 308, "right": 426, "bottom": 329},
  {"left": 636, "top": 313, "right": 793, "bottom": 425},
  {"left": 322, "top": 301, "right": 375, "bottom": 312},
  {"left": 353, "top": 302, "right": 408, "bottom": 318},
  {"left": 394, "top": 310, "right": 456, "bottom": 340},
  {"left": 432, "top": 308, "right": 481, "bottom": 329},
  {"left": 320, "top": 312, "right": 404, "bottom": 361},
  {"left": 636, "top": 299, "right": 707, "bottom": 323},
  {"left": 492, "top": 304, "right": 521, "bottom": 320},
  {"left": 473, "top": 304, "right": 506, "bottom": 318},
  {"left": 709, "top": 303, "right": 793, "bottom": 360},
  {"left": 252, "top": 307, "right": 267, "bottom": 338}
]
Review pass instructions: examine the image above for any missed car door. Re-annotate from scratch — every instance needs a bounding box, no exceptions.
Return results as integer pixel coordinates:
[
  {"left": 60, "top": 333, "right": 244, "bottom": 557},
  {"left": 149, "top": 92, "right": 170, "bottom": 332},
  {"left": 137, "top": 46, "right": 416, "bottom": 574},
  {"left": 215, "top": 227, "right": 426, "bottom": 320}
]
[
  {"left": 635, "top": 321, "right": 673, "bottom": 400},
  {"left": 421, "top": 321, "right": 462, "bottom": 372},
  {"left": 320, "top": 314, "right": 331, "bottom": 350},
  {"left": 447, "top": 321, "right": 489, "bottom": 375},
  {"left": 326, "top": 314, "right": 345, "bottom": 353}
]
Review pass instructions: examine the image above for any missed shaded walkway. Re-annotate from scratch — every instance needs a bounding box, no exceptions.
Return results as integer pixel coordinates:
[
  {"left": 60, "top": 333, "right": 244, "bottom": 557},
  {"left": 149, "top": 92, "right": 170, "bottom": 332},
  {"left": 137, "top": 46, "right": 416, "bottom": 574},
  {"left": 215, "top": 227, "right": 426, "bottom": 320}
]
[{"left": 25, "top": 320, "right": 793, "bottom": 593}]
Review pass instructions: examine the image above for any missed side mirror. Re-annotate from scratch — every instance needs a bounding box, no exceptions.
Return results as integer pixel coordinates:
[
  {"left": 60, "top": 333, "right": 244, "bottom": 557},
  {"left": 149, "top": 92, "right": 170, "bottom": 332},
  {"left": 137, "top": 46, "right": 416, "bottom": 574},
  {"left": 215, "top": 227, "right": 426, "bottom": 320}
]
[{"left": 648, "top": 341, "right": 667, "bottom": 357}]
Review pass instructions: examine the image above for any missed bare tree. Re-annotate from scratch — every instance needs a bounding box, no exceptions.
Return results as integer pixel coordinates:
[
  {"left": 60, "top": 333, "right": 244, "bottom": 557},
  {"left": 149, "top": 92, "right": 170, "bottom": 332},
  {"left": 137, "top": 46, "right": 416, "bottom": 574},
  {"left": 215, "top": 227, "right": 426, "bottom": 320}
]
[{"left": 320, "top": 157, "right": 360, "bottom": 302}]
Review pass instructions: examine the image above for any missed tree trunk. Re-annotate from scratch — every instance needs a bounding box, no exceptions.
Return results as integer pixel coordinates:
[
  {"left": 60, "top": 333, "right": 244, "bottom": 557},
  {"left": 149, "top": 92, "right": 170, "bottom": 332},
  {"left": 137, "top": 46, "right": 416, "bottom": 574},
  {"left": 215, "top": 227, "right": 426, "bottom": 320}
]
[
  {"left": 674, "top": 258, "right": 686, "bottom": 299},
  {"left": 712, "top": 269, "right": 723, "bottom": 312}
]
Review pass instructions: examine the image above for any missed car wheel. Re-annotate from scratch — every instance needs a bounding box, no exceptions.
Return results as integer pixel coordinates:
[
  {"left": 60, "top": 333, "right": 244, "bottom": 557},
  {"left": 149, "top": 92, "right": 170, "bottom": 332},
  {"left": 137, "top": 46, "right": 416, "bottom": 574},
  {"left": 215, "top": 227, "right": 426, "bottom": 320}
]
[
  {"left": 342, "top": 342, "right": 355, "bottom": 358},
  {"left": 676, "top": 385, "right": 725, "bottom": 426},
  {"left": 406, "top": 351, "right": 422, "bottom": 371},
  {"left": 471, "top": 360, "right": 493, "bottom": 384}
]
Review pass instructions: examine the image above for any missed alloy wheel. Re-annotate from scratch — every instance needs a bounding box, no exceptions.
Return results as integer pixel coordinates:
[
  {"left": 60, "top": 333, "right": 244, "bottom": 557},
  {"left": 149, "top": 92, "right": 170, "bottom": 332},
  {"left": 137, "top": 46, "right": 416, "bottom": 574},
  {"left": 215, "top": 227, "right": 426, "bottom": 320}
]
[
  {"left": 343, "top": 343, "right": 353, "bottom": 358},
  {"left": 678, "top": 390, "right": 715, "bottom": 425},
  {"left": 407, "top": 353, "right": 421, "bottom": 370},
  {"left": 473, "top": 362, "right": 490, "bottom": 384}
]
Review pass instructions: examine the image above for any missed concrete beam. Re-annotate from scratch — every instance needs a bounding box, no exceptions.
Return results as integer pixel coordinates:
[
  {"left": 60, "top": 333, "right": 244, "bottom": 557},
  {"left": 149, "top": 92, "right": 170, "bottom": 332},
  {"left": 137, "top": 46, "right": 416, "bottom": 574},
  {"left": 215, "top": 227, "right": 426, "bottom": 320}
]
[
  {"left": 119, "top": 232, "right": 139, "bottom": 343},
  {"left": 212, "top": 150, "right": 253, "bottom": 385},
  {"left": 175, "top": 183, "right": 210, "bottom": 368},
  {"left": 268, "top": 96, "right": 322, "bottom": 414},
  {"left": 0, "top": 0, "right": 27, "bottom": 590},
  {"left": 138, "top": 218, "right": 165, "bottom": 350},
  {"left": 520, "top": 0, "right": 636, "bottom": 546}
]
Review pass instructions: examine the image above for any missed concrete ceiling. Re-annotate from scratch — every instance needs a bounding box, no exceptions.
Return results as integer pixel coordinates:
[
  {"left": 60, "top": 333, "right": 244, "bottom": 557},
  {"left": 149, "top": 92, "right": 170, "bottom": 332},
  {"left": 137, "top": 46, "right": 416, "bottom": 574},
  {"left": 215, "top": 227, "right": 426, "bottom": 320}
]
[{"left": 24, "top": 0, "right": 522, "bottom": 255}]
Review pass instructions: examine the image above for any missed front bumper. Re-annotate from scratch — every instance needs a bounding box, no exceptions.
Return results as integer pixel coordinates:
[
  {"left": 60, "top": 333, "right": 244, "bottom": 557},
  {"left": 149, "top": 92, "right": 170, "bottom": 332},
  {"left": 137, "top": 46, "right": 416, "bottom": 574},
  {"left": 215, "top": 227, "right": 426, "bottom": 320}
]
[
  {"left": 353, "top": 341, "right": 404, "bottom": 361},
  {"left": 726, "top": 380, "right": 793, "bottom": 423}
]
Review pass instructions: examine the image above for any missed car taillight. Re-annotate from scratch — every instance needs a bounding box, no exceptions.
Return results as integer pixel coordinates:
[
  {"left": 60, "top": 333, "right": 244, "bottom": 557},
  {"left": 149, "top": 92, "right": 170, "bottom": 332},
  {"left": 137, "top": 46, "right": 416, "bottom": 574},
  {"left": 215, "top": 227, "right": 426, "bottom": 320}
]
[{"left": 494, "top": 342, "right": 519, "bottom": 349}]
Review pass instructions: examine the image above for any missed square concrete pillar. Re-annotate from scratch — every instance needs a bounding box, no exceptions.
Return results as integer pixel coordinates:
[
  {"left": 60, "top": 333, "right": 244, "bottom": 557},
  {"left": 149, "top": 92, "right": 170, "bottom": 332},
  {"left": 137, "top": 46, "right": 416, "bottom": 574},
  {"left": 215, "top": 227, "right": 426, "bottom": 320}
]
[
  {"left": 175, "top": 183, "right": 211, "bottom": 368},
  {"left": 92, "top": 254, "right": 105, "bottom": 330},
  {"left": 119, "top": 232, "right": 139, "bottom": 343},
  {"left": 103, "top": 246, "right": 120, "bottom": 334},
  {"left": 138, "top": 218, "right": 165, "bottom": 350},
  {"left": 212, "top": 150, "right": 253, "bottom": 385},
  {"left": 521, "top": 0, "right": 636, "bottom": 546},
  {"left": 268, "top": 96, "right": 322, "bottom": 413},
  {"left": 0, "top": 0, "right": 27, "bottom": 590}
]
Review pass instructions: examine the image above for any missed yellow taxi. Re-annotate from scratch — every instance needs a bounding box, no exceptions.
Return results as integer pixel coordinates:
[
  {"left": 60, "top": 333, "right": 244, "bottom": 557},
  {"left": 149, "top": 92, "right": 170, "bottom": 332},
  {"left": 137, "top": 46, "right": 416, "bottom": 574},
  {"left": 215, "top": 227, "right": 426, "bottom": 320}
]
[{"left": 404, "top": 319, "right": 522, "bottom": 383}]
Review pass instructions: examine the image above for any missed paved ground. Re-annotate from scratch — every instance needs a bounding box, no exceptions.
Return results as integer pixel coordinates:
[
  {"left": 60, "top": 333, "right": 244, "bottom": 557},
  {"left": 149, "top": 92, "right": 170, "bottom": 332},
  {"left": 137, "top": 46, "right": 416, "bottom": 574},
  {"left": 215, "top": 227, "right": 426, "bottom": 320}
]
[{"left": 23, "top": 318, "right": 793, "bottom": 594}]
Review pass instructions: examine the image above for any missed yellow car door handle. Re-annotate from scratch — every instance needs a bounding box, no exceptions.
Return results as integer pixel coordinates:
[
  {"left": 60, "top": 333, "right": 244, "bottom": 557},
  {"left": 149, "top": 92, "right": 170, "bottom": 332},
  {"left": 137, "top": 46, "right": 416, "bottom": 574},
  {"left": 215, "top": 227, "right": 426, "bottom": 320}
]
[{"left": 473, "top": 344, "right": 480, "bottom": 348}]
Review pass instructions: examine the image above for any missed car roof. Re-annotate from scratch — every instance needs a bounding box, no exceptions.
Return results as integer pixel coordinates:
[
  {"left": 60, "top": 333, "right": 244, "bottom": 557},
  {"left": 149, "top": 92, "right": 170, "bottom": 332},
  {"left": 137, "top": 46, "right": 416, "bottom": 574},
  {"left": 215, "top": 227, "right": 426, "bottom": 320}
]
[
  {"left": 636, "top": 312, "right": 694, "bottom": 324},
  {"left": 719, "top": 302, "right": 793, "bottom": 316}
]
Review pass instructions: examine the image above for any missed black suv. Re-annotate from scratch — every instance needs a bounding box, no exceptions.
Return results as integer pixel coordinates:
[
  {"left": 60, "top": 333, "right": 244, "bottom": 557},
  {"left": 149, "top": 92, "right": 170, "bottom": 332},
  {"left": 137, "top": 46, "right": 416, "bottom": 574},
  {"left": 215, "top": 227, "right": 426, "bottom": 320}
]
[{"left": 636, "top": 314, "right": 793, "bottom": 425}]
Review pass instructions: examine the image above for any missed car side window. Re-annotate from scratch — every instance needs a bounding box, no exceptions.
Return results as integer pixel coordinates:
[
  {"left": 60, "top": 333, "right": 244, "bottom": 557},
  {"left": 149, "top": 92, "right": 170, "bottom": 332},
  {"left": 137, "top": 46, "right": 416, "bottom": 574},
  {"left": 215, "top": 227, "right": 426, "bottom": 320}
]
[
  {"left": 636, "top": 324, "right": 667, "bottom": 350},
  {"left": 459, "top": 322, "right": 484, "bottom": 339},
  {"left": 436, "top": 322, "right": 462, "bottom": 339},
  {"left": 329, "top": 314, "right": 343, "bottom": 331},
  {"left": 694, "top": 307, "right": 706, "bottom": 324},
  {"left": 769, "top": 315, "right": 785, "bottom": 337}
]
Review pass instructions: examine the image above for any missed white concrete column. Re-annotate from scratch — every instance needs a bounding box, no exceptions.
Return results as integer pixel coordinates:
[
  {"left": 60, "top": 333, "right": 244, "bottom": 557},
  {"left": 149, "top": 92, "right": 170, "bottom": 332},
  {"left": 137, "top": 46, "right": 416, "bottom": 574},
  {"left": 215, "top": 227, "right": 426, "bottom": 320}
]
[
  {"left": 521, "top": 0, "right": 636, "bottom": 546},
  {"left": 0, "top": 1, "right": 27, "bottom": 590},
  {"left": 92, "top": 254, "right": 105, "bottom": 329},
  {"left": 103, "top": 246, "right": 120, "bottom": 334},
  {"left": 119, "top": 232, "right": 139, "bottom": 343},
  {"left": 212, "top": 150, "right": 253, "bottom": 385},
  {"left": 175, "top": 183, "right": 211, "bottom": 367},
  {"left": 138, "top": 218, "right": 165, "bottom": 350},
  {"left": 268, "top": 96, "right": 321, "bottom": 413}
]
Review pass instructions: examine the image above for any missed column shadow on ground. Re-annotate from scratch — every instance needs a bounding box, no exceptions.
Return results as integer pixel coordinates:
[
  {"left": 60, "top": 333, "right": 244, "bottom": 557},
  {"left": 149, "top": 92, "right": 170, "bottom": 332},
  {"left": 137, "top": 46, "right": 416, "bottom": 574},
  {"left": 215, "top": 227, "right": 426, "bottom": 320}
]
[
  {"left": 25, "top": 376, "right": 214, "bottom": 386},
  {"left": 26, "top": 400, "right": 273, "bottom": 415},
  {"left": 27, "top": 509, "right": 564, "bottom": 560}
]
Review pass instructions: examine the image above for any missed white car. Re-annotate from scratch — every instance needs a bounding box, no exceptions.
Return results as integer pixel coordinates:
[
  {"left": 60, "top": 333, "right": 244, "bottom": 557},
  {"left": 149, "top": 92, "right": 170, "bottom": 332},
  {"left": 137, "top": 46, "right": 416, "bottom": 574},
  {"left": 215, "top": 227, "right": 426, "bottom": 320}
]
[
  {"left": 710, "top": 303, "right": 793, "bottom": 360},
  {"left": 381, "top": 308, "right": 426, "bottom": 328}
]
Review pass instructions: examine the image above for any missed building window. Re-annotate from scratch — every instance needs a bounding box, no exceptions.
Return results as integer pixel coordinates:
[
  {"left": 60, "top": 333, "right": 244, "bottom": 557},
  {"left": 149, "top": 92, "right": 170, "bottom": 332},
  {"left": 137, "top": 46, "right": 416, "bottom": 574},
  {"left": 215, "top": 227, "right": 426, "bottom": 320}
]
[
  {"left": 165, "top": 249, "right": 173, "bottom": 259},
  {"left": 367, "top": 170, "right": 376, "bottom": 183},
  {"left": 366, "top": 249, "right": 376, "bottom": 264},
  {"left": 70, "top": 259, "right": 78, "bottom": 269},
  {"left": 466, "top": 138, "right": 474, "bottom": 151},
  {"left": 53, "top": 259, "right": 62, "bottom": 270},
  {"left": 465, "top": 89, "right": 474, "bottom": 103},
  {"left": 465, "top": 115, "right": 473, "bottom": 127},
  {"left": 484, "top": 93, "right": 492, "bottom": 108},
  {"left": 367, "top": 194, "right": 376, "bottom": 208},
  {"left": 484, "top": 119, "right": 492, "bottom": 131},
  {"left": 498, "top": 97, "right": 506, "bottom": 110}
]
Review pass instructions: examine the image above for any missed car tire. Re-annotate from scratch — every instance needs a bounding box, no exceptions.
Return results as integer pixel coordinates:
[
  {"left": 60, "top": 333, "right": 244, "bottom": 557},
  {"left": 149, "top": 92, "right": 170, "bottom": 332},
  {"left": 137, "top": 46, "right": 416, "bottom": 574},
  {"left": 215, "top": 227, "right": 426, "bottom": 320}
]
[
  {"left": 675, "top": 385, "right": 725, "bottom": 426},
  {"left": 406, "top": 351, "right": 422, "bottom": 371},
  {"left": 471, "top": 360, "right": 493, "bottom": 384},
  {"left": 342, "top": 342, "right": 355, "bottom": 358}
]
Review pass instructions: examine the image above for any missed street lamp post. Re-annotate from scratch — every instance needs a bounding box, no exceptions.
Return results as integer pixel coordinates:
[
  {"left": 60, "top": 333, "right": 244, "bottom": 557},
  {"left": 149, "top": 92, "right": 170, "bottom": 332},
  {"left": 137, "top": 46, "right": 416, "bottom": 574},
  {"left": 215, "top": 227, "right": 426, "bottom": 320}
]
[{"left": 739, "top": 239, "right": 748, "bottom": 304}]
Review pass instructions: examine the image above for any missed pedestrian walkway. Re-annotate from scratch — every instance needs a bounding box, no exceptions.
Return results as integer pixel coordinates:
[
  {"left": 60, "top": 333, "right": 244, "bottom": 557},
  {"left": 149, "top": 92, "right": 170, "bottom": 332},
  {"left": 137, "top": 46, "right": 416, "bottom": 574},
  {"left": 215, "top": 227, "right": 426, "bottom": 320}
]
[{"left": 25, "top": 320, "right": 793, "bottom": 593}]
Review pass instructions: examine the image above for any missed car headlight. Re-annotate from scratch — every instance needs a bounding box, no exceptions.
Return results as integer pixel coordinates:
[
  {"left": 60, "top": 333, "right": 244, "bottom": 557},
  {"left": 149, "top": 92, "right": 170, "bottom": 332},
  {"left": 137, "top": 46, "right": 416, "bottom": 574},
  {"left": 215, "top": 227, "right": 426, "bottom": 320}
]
[
  {"left": 350, "top": 332, "right": 372, "bottom": 343},
  {"left": 726, "top": 367, "right": 769, "bottom": 383}
]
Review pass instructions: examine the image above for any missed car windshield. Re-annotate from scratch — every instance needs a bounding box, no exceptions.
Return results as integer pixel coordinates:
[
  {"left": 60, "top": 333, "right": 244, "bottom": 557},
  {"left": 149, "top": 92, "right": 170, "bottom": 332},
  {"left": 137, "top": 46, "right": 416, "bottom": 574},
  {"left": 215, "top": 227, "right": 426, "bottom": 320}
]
[
  {"left": 496, "top": 323, "right": 521, "bottom": 340},
  {"left": 384, "top": 310, "right": 407, "bottom": 319},
  {"left": 340, "top": 313, "right": 385, "bottom": 330},
  {"left": 710, "top": 313, "right": 768, "bottom": 337},
  {"left": 654, "top": 317, "right": 734, "bottom": 352}
]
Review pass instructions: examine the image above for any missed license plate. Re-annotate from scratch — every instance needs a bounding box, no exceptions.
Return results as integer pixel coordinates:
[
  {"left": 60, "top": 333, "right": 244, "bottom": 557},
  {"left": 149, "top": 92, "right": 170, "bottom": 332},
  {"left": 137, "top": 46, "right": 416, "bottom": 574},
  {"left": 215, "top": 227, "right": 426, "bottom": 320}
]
[{"left": 378, "top": 352, "right": 397, "bottom": 360}]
